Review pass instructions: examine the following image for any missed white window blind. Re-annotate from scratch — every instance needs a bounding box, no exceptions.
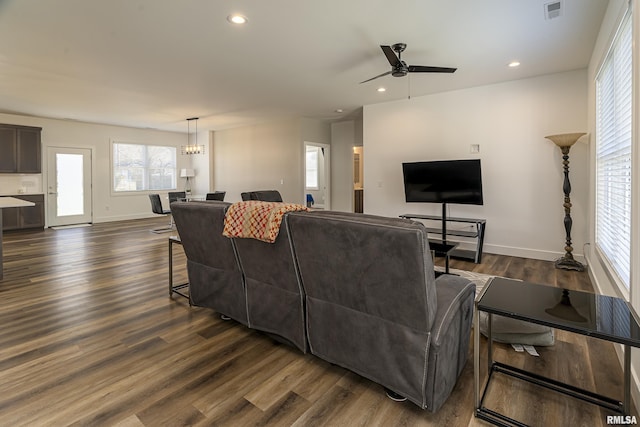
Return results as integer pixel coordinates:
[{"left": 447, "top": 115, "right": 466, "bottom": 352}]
[{"left": 595, "top": 11, "right": 633, "bottom": 289}]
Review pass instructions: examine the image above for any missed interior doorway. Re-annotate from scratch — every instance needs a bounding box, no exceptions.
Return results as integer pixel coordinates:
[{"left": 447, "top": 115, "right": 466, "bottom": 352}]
[
  {"left": 46, "top": 147, "right": 93, "bottom": 227},
  {"left": 304, "top": 142, "right": 330, "bottom": 210},
  {"left": 353, "top": 146, "right": 363, "bottom": 213}
]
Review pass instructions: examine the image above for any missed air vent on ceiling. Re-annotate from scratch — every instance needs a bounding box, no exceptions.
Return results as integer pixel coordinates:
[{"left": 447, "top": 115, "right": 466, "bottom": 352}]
[{"left": 544, "top": 1, "right": 562, "bottom": 20}]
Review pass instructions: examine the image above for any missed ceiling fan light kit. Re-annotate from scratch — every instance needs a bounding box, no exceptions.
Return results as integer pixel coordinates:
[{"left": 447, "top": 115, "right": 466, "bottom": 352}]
[{"left": 360, "top": 43, "right": 457, "bottom": 84}]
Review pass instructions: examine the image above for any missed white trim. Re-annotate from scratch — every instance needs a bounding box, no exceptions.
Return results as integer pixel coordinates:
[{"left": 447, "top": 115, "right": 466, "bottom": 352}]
[{"left": 480, "top": 243, "right": 586, "bottom": 264}]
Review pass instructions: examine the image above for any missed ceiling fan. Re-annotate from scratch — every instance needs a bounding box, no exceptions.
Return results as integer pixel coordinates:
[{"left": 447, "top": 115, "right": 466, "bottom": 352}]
[{"left": 360, "top": 43, "right": 457, "bottom": 84}]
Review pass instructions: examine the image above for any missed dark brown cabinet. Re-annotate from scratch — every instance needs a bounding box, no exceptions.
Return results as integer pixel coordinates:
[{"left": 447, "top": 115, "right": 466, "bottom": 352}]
[
  {"left": 17, "top": 127, "right": 42, "bottom": 173},
  {"left": 0, "top": 124, "right": 42, "bottom": 173},
  {"left": 0, "top": 127, "right": 17, "bottom": 172},
  {"left": 1, "top": 195, "right": 45, "bottom": 231},
  {"left": 1, "top": 206, "right": 20, "bottom": 230}
]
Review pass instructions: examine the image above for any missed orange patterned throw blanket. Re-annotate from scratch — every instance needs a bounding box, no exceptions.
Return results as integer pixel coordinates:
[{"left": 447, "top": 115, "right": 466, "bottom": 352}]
[{"left": 222, "top": 201, "right": 309, "bottom": 243}]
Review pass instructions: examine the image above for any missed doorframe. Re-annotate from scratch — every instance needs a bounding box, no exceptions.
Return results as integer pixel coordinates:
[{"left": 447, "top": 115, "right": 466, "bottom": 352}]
[
  {"left": 303, "top": 141, "right": 330, "bottom": 210},
  {"left": 45, "top": 146, "right": 94, "bottom": 227}
]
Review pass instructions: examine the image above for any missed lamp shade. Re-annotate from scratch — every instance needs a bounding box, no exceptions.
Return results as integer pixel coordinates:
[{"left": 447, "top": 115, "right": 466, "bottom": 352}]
[
  {"left": 544, "top": 133, "right": 586, "bottom": 147},
  {"left": 180, "top": 168, "right": 195, "bottom": 178}
]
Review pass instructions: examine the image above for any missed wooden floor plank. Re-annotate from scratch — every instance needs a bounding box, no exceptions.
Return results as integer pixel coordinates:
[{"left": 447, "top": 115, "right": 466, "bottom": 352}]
[{"left": 0, "top": 218, "right": 634, "bottom": 426}]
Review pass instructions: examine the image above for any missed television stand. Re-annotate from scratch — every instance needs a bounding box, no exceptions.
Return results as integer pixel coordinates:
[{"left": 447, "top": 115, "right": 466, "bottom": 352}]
[{"left": 400, "top": 213, "right": 486, "bottom": 263}]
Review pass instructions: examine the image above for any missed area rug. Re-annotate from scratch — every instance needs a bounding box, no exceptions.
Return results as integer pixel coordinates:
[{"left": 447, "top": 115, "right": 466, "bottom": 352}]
[
  {"left": 436, "top": 267, "right": 494, "bottom": 298},
  {"left": 437, "top": 267, "right": 555, "bottom": 346}
]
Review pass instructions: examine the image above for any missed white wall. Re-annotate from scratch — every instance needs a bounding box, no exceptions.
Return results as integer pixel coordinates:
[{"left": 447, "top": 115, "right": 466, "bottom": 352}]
[
  {"left": 363, "top": 69, "right": 589, "bottom": 261},
  {"left": 330, "top": 110, "right": 365, "bottom": 213},
  {"left": 212, "top": 117, "right": 330, "bottom": 203},
  {"left": 0, "top": 112, "right": 187, "bottom": 224},
  {"left": 331, "top": 120, "right": 356, "bottom": 212}
]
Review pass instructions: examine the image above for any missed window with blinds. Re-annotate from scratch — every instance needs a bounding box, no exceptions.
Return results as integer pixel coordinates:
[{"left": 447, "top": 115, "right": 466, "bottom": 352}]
[
  {"left": 595, "top": 10, "right": 633, "bottom": 290},
  {"left": 112, "top": 142, "right": 177, "bottom": 192}
]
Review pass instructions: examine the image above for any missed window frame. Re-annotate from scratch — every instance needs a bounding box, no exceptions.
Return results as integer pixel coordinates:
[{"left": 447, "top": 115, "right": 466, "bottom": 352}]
[{"left": 594, "top": 8, "right": 634, "bottom": 295}]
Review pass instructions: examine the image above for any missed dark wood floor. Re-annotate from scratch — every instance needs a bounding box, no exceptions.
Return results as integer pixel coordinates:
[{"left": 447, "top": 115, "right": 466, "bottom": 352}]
[{"left": 0, "top": 218, "right": 633, "bottom": 426}]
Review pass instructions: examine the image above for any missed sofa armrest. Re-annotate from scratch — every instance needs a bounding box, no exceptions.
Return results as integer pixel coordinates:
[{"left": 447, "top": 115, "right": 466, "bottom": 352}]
[
  {"left": 431, "top": 274, "right": 475, "bottom": 349},
  {"left": 423, "top": 274, "right": 475, "bottom": 411}
]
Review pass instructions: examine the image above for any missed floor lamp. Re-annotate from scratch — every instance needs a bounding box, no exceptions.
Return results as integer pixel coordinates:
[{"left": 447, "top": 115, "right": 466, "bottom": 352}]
[{"left": 545, "top": 132, "right": 586, "bottom": 271}]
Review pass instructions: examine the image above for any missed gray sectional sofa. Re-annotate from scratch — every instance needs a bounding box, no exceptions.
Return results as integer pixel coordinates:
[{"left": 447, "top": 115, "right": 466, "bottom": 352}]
[{"left": 171, "top": 201, "right": 475, "bottom": 412}]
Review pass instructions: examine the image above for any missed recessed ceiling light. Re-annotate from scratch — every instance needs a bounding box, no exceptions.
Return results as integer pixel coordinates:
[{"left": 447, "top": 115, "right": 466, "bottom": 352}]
[
  {"left": 508, "top": 61, "right": 521, "bottom": 68},
  {"left": 377, "top": 87, "right": 386, "bottom": 92},
  {"left": 335, "top": 109, "right": 343, "bottom": 113},
  {"left": 227, "top": 14, "right": 248, "bottom": 24}
]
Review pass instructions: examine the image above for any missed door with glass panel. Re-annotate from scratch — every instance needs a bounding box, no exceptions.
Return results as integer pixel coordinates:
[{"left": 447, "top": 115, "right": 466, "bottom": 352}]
[{"left": 46, "top": 147, "right": 92, "bottom": 226}]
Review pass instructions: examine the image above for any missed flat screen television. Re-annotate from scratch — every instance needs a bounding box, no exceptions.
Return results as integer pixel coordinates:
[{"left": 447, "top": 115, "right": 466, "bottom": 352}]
[{"left": 402, "top": 159, "right": 483, "bottom": 205}]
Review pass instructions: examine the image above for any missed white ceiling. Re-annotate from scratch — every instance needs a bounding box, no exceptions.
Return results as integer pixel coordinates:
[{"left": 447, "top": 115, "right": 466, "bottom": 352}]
[{"left": 0, "top": 0, "right": 608, "bottom": 132}]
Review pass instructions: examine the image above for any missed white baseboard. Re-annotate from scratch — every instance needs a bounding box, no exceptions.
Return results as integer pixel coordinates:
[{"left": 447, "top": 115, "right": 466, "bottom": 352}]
[
  {"left": 480, "top": 243, "right": 586, "bottom": 264},
  {"left": 92, "top": 212, "right": 160, "bottom": 223}
]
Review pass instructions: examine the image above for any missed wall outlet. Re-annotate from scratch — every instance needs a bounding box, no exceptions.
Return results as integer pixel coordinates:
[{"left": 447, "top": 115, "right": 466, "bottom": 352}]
[{"left": 470, "top": 144, "right": 480, "bottom": 153}]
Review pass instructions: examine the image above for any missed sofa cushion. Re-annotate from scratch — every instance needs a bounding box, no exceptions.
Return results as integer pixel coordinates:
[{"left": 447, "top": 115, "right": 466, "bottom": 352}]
[
  {"left": 288, "top": 211, "right": 437, "bottom": 331},
  {"left": 479, "top": 312, "right": 555, "bottom": 346}
]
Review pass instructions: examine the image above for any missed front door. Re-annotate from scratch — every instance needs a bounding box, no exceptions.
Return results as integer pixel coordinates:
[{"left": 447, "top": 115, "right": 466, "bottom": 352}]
[{"left": 46, "top": 147, "right": 93, "bottom": 227}]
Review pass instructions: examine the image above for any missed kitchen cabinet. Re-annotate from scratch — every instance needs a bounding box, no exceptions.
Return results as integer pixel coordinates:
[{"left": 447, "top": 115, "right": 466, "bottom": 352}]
[
  {"left": 0, "top": 127, "right": 17, "bottom": 172},
  {"left": 1, "top": 194, "right": 45, "bottom": 231},
  {"left": 0, "top": 124, "right": 42, "bottom": 173}
]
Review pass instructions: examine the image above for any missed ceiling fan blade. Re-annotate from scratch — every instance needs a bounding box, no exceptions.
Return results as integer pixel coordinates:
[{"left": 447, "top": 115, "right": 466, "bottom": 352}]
[
  {"left": 359, "top": 70, "right": 392, "bottom": 84},
  {"left": 408, "top": 65, "right": 457, "bottom": 73},
  {"left": 380, "top": 45, "right": 402, "bottom": 67}
]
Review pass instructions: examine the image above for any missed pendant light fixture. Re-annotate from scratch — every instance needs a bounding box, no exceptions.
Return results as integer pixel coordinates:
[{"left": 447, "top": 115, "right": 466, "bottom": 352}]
[{"left": 181, "top": 117, "right": 205, "bottom": 155}]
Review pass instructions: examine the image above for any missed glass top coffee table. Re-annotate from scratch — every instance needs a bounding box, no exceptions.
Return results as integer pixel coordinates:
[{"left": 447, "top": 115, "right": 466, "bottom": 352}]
[{"left": 474, "top": 277, "right": 640, "bottom": 426}]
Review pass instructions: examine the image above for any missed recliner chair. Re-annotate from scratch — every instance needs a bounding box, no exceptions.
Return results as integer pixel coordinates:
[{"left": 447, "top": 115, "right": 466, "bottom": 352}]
[
  {"left": 168, "top": 191, "right": 186, "bottom": 204},
  {"left": 286, "top": 210, "right": 475, "bottom": 411},
  {"left": 206, "top": 191, "right": 226, "bottom": 201},
  {"left": 241, "top": 190, "right": 283, "bottom": 202},
  {"left": 148, "top": 194, "right": 173, "bottom": 233},
  {"left": 232, "top": 214, "right": 307, "bottom": 352},
  {"left": 171, "top": 201, "right": 248, "bottom": 324}
]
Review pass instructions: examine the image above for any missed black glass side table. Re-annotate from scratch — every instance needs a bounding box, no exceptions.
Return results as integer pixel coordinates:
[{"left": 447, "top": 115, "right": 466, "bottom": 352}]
[{"left": 474, "top": 277, "right": 640, "bottom": 426}]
